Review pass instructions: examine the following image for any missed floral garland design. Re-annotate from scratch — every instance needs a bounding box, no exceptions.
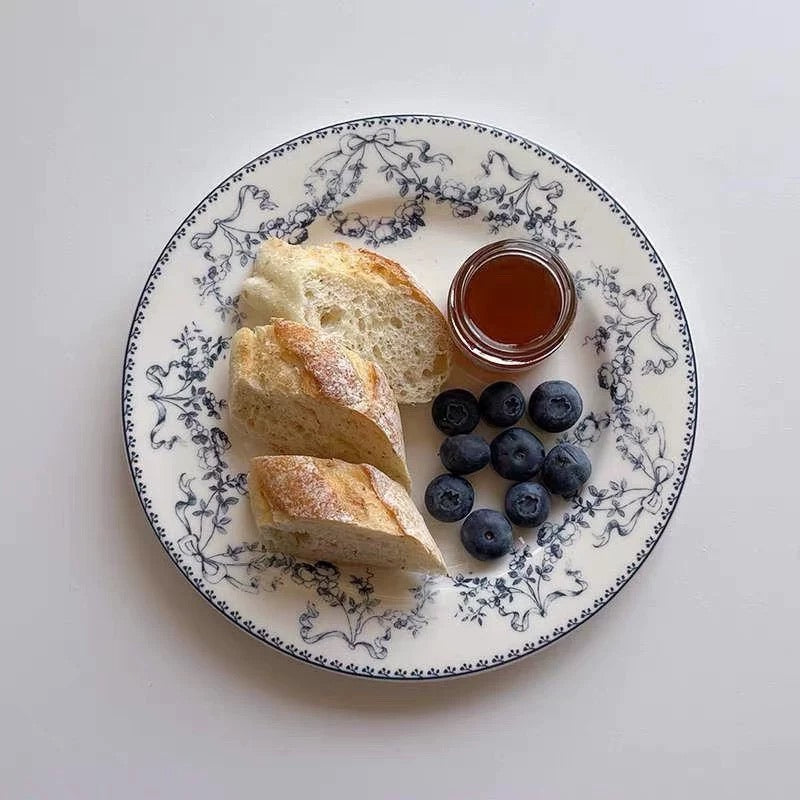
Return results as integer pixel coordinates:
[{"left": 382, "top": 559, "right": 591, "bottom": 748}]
[
  {"left": 297, "top": 567, "right": 438, "bottom": 659},
  {"left": 146, "top": 324, "right": 436, "bottom": 655},
  {"left": 126, "top": 118, "right": 695, "bottom": 670},
  {"left": 190, "top": 185, "right": 280, "bottom": 322},
  {"left": 454, "top": 544, "right": 589, "bottom": 632},
  {"left": 453, "top": 264, "right": 678, "bottom": 630},
  {"left": 188, "top": 127, "right": 581, "bottom": 319}
]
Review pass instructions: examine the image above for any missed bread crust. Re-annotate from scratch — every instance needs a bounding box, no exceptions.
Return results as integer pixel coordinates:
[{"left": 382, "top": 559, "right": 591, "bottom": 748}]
[
  {"left": 241, "top": 238, "right": 452, "bottom": 403},
  {"left": 249, "top": 456, "right": 447, "bottom": 574},
  {"left": 229, "top": 321, "right": 410, "bottom": 488}
]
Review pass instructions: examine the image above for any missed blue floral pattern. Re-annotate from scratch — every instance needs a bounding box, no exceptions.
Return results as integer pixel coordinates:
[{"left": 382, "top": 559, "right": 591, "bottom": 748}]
[
  {"left": 297, "top": 567, "right": 438, "bottom": 659},
  {"left": 189, "top": 128, "right": 581, "bottom": 318},
  {"left": 145, "top": 325, "right": 436, "bottom": 654},
  {"left": 453, "top": 263, "right": 679, "bottom": 630},
  {"left": 455, "top": 544, "right": 588, "bottom": 632},
  {"left": 123, "top": 116, "right": 697, "bottom": 679}
]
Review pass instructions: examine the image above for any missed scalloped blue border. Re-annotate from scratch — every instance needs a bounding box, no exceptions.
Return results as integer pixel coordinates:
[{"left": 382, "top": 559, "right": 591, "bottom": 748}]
[{"left": 121, "top": 115, "right": 698, "bottom": 680}]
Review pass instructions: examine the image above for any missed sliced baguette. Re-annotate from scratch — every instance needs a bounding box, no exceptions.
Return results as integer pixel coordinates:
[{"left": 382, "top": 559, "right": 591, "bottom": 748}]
[
  {"left": 248, "top": 456, "right": 447, "bottom": 574},
  {"left": 229, "top": 319, "right": 411, "bottom": 489},
  {"left": 240, "top": 238, "right": 452, "bottom": 404}
]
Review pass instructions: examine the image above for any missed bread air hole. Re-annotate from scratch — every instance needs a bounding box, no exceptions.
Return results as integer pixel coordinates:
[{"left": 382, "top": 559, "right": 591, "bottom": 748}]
[
  {"left": 390, "top": 316, "right": 402, "bottom": 328},
  {"left": 320, "top": 307, "right": 344, "bottom": 327}
]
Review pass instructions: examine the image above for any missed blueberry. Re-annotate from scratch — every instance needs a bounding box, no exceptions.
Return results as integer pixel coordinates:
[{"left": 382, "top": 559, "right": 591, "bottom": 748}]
[
  {"left": 431, "top": 389, "right": 480, "bottom": 435},
  {"left": 424, "top": 474, "right": 474, "bottom": 522},
  {"left": 478, "top": 381, "right": 526, "bottom": 427},
  {"left": 505, "top": 482, "right": 551, "bottom": 527},
  {"left": 541, "top": 443, "right": 592, "bottom": 497},
  {"left": 460, "top": 509, "right": 513, "bottom": 561},
  {"left": 529, "top": 380, "right": 583, "bottom": 433},
  {"left": 489, "top": 427, "right": 545, "bottom": 481},
  {"left": 439, "top": 434, "right": 490, "bottom": 475}
]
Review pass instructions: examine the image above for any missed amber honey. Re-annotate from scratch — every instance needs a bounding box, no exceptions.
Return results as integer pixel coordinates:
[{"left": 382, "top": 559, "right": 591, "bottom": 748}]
[
  {"left": 448, "top": 240, "right": 577, "bottom": 372},
  {"left": 464, "top": 254, "right": 562, "bottom": 344}
]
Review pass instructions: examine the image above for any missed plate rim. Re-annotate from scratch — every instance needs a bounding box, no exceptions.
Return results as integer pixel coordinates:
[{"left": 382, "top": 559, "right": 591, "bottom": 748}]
[{"left": 121, "top": 113, "right": 699, "bottom": 680}]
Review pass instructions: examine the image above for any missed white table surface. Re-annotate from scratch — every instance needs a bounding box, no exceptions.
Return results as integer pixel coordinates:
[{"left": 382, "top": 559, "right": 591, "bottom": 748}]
[{"left": 3, "top": 1, "right": 799, "bottom": 797}]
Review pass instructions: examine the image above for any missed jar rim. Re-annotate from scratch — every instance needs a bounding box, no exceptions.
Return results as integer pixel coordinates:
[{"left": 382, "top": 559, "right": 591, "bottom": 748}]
[{"left": 447, "top": 239, "right": 577, "bottom": 371}]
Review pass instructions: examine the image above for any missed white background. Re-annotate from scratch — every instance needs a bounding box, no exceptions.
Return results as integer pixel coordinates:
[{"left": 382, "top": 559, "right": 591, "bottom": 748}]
[{"left": 3, "top": 1, "right": 799, "bottom": 797}]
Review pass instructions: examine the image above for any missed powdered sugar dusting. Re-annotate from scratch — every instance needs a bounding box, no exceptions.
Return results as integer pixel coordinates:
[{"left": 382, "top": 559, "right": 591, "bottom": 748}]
[
  {"left": 274, "top": 320, "right": 407, "bottom": 463},
  {"left": 274, "top": 319, "right": 366, "bottom": 408},
  {"left": 363, "top": 465, "right": 446, "bottom": 572},
  {"left": 255, "top": 456, "right": 354, "bottom": 523},
  {"left": 363, "top": 464, "right": 426, "bottom": 540},
  {"left": 368, "top": 362, "right": 405, "bottom": 456}
]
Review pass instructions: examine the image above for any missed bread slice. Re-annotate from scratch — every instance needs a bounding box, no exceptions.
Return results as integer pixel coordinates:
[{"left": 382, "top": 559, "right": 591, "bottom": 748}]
[
  {"left": 240, "top": 238, "right": 452, "bottom": 404},
  {"left": 249, "top": 456, "right": 447, "bottom": 574},
  {"left": 229, "top": 319, "right": 411, "bottom": 489}
]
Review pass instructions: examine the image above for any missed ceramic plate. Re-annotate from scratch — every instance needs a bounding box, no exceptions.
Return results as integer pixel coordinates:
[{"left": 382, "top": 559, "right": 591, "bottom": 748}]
[{"left": 123, "top": 115, "right": 697, "bottom": 679}]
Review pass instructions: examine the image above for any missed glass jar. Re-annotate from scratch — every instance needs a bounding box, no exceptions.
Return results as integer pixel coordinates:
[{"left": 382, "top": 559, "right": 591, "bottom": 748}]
[{"left": 447, "top": 239, "right": 577, "bottom": 372}]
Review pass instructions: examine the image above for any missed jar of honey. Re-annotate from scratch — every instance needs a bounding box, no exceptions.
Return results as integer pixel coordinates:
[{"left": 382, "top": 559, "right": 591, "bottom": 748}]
[{"left": 447, "top": 240, "right": 577, "bottom": 371}]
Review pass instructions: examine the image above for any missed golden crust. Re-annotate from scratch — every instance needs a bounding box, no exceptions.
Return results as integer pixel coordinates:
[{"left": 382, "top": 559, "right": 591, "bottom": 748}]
[
  {"left": 249, "top": 456, "right": 447, "bottom": 573},
  {"left": 229, "top": 321, "right": 410, "bottom": 488},
  {"left": 271, "top": 319, "right": 405, "bottom": 458},
  {"left": 249, "top": 455, "right": 356, "bottom": 525},
  {"left": 272, "top": 318, "right": 367, "bottom": 408},
  {"left": 243, "top": 239, "right": 452, "bottom": 403}
]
